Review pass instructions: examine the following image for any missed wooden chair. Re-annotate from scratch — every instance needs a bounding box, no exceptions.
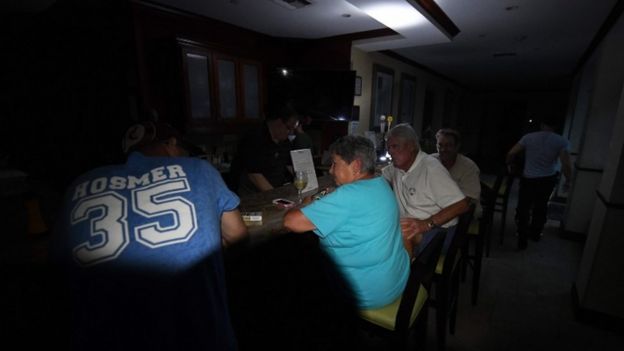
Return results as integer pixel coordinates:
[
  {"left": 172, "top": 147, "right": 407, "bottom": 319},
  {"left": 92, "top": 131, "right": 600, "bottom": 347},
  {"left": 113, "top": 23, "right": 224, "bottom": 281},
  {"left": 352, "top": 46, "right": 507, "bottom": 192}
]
[
  {"left": 429, "top": 204, "right": 475, "bottom": 351},
  {"left": 492, "top": 169, "right": 516, "bottom": 248},
  {"left": 461, "top": 182, "right": 496, "bottom": 305},
  {"left": 359, "top": 230, "right": 447, "bottom": 350}
]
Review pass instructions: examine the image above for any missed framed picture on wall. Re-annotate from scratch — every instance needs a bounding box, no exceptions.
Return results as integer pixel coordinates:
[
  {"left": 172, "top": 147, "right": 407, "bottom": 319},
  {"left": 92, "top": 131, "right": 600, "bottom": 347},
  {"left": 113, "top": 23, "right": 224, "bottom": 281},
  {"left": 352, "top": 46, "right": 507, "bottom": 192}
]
[{"left": 354, "top": 76, "right": 362, "bottom": 96}]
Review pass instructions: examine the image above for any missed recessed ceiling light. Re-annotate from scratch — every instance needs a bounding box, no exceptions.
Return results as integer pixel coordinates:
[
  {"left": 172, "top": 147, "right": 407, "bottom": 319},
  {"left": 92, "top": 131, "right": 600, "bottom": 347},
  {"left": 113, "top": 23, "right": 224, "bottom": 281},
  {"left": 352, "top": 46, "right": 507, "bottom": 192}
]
[{"left": 358, "top": 2, "right": 428, "bottom": 29}]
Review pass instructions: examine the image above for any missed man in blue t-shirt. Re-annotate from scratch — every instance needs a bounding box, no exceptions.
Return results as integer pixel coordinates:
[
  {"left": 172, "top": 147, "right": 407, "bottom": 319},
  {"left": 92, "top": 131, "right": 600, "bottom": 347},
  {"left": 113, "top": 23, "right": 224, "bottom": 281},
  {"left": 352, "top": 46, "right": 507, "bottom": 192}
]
[
  {"left": 53, "top": 121, "right": 247, "bottom": 350},
  {"left": 507, "top": 117, "right": 571, "bottom": 250}
]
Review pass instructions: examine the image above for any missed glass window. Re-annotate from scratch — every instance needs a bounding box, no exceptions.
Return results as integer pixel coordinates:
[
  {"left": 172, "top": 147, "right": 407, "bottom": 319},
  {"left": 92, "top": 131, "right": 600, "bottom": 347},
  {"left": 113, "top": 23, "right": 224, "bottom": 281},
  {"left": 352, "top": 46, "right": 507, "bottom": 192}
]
[
  {"left": 243, "top": 64, "right": 260, "bottom": 119},
  {"left": 371, "top": 64, "right": 394, "bottom": 129},
  {"left": 218, "top": 59, "right": 237, "bottom": 119},
  {"left": 186, "top": 53, "right": 211, "bottom": 120},
  {"left": 399, "top": 75, "right": 417, "bottom": 125}
]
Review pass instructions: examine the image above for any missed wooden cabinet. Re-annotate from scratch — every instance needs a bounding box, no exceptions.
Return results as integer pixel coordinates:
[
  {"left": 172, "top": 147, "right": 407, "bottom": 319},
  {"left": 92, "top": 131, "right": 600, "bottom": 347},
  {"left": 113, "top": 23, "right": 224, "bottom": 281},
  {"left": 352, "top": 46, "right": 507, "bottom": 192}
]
[{"left": 179, "top": 39, "right": 263, "bottom": 132}]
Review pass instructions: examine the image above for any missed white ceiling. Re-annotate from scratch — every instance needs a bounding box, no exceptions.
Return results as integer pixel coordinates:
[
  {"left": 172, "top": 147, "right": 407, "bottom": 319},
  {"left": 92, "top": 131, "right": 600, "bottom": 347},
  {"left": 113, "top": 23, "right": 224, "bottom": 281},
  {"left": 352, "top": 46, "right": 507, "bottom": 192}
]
[
  {"left": 8, "top": 0, "right": 618, "bottom": 91},
  {"left": 148, "top": 0, "right": 618, "bottom": 91}
]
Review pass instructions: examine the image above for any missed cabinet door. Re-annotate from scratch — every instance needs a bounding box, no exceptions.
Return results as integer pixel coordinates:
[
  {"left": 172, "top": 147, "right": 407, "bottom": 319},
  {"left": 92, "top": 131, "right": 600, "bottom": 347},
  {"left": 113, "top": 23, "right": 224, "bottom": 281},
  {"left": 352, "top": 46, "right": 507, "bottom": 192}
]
[
  {"left": 184, "top": 52, "right": 213, "bottom": 120},
  {"left": 242, "top": 62, "right": 261, "bottom": 119},
  {"left": 216, "top": 57, "right": 237, "bottom": 120}
]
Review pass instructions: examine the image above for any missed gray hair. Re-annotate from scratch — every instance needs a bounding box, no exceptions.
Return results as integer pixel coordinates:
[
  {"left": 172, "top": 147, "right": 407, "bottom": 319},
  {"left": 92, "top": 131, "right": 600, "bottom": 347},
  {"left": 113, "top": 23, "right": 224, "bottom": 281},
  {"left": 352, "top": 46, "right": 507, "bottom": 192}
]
[
  {"left": 329, "top": 135, "right": 376, "bottom": 174},
  {"left": 387, "top": 123, "right": 420, "bottom": 149}
]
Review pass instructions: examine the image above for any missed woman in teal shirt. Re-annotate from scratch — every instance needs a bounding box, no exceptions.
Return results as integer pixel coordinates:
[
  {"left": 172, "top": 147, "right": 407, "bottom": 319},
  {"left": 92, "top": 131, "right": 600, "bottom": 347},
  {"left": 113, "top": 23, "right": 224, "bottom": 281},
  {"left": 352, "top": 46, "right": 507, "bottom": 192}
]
[{"left": 284, "top": 136, "right": 409, "bottom": 309}]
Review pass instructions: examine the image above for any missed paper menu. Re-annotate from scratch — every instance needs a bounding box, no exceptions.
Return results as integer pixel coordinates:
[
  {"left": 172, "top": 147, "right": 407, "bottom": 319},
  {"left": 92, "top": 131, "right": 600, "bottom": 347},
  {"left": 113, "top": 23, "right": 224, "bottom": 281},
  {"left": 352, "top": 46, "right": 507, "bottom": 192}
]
[{"left": 290, "top": 148, "right": 318, "bottom": 193}]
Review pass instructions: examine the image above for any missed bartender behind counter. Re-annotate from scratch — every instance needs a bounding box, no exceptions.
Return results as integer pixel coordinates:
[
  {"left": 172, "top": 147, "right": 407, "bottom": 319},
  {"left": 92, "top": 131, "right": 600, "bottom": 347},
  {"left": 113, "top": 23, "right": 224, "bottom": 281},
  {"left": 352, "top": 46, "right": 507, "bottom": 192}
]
[{"left": 231, "top": 103, "right": 300, "bottom": 195}]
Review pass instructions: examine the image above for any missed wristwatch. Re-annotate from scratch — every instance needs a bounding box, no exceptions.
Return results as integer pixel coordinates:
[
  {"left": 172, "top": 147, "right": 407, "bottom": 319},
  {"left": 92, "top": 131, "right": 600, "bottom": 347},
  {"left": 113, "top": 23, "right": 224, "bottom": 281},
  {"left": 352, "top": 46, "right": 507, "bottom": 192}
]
[{"left": 427, "top": 218, "right": 437, "bottom": 230}]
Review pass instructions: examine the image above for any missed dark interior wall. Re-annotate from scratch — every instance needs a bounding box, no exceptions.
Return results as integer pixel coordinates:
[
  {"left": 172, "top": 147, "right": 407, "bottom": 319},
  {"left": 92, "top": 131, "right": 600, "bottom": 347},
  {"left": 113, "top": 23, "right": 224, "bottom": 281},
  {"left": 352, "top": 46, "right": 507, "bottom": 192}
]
[
  {"left": 3, "top": 0, "right": 354, "bottom": 190},
  {"left": 458, "top": 90, "right": 570, "bottom": 174},
  {"left": 5, "top": 0, "right": 135, "bottom": 191},
  {"left": 131, "top": 2, "right": 352, "bottom": 133}
]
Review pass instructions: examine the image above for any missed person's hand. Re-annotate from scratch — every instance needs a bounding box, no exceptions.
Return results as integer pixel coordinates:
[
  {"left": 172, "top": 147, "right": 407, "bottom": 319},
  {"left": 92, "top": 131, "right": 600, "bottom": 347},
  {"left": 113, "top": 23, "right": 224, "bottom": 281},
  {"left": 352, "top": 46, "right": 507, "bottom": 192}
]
[
  {"left": 400, "top": 218, "right": 428, "bottom": 240},
  {"left": 301, "top": 195, "right": 313, "bottom": 206},
  {"left": 562, "top": 180, "right": 571, "bottom": 193}
]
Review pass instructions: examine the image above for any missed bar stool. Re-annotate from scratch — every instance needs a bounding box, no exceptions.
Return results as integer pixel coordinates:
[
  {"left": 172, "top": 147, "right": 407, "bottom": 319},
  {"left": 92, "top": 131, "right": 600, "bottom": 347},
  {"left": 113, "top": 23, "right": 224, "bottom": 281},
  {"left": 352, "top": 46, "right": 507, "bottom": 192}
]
[
  {"left": 493, "top": 170, "right": 515, "bottom": 248},
  {"left": 429, "top": 205, "right": 474, "bottom": 351},
  {"left": 359, "top": 231, "right": 447, "bottom": 350},
  {"left": 461, "top": 182, "right": 496, "bottom": 305}
]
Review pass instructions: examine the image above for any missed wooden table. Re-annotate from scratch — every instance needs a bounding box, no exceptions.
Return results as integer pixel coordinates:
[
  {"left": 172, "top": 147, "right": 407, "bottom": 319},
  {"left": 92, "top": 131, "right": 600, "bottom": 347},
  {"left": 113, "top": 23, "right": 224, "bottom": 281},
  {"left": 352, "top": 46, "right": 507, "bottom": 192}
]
[{"left": 238, "top": 175, "right": 335, "bottom": 242}]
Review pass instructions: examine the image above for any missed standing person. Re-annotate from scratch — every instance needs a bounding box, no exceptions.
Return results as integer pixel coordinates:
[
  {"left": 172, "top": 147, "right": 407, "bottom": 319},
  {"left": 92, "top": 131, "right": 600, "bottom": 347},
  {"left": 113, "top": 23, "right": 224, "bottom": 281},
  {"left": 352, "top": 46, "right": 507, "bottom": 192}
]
[
  {"left": 433, "top": 128, "right": 481, "bottom": 204},
  {"left": 507, "top": 116, "right": 571, "bottom": 250},
  {"left": 231, "top": 103, "right": 299, "bottom": 195},
  {"left": 383, "top": 123, "right": 469, "bottom": 257},
  {"left": 53, "top": 121, "right": 248, "bottom": 350},
  {"left": 283, "top": 135, "right": 409, "bottom": 309},
  {"left": 291, "top": 114, "right": 314, "bottom": 151}
]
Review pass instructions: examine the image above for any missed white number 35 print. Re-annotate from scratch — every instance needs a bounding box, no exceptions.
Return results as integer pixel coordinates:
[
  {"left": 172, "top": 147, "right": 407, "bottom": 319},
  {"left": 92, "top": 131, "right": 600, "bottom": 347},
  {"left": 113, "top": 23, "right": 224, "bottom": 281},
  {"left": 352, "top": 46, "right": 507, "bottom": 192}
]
[{"left": 71, "top": 179, "right": 198, "bottom": 266}]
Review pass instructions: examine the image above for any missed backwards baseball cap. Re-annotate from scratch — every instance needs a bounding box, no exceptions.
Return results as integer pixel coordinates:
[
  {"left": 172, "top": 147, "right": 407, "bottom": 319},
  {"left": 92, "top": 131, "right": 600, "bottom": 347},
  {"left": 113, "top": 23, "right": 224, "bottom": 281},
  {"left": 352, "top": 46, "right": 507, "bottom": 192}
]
[{"left": 122, "top": 121, "right": 199, "bottom": 154}]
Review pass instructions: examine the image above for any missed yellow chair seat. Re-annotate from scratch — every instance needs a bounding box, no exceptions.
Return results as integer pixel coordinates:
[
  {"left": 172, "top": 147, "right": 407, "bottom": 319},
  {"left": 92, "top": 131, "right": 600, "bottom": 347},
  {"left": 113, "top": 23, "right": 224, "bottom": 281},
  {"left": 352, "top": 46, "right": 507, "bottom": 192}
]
[
  {"left": 359, "top": 285, "right": 429, "bottom": 331},
  {"left": 435, "top": 253, "right": 463, "bottom": 275},
  {"left": 467, "top": 219, "right": 480, "bottom": 236},
  {"left": 436, "top": 255, "right": 446, "bottom": 274}
]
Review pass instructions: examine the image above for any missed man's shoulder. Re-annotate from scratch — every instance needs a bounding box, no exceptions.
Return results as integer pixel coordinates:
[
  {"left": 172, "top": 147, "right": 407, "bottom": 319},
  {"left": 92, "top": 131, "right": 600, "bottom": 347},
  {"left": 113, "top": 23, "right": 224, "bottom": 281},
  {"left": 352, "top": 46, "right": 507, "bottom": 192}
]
[
  {"left": 421, "top": 153, "right": 444, "bottom": 169},
  {"left": 73, "top": 163, "right": 125, "bottom": 183},
  {"left": 381, "top": 164, "right": 396, "bottom": 176},
  {"left": 457, "top": 154, "right": 479, "bottom": 169}
]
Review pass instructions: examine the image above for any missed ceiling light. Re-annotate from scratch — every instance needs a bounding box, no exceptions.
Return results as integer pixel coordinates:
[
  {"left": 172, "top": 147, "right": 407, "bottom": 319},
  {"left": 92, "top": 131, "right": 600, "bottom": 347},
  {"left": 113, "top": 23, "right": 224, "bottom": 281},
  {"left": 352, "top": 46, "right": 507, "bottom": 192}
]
[{"left": 358, "top": 1, "right": 428, "bottom": 30}]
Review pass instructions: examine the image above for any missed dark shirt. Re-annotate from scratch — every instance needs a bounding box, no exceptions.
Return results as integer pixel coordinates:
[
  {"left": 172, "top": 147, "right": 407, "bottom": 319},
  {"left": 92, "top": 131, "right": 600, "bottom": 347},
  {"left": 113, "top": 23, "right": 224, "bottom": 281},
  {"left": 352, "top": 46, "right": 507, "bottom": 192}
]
[{"left": 232, "top": 123, "right": 293, "bottom": 195}]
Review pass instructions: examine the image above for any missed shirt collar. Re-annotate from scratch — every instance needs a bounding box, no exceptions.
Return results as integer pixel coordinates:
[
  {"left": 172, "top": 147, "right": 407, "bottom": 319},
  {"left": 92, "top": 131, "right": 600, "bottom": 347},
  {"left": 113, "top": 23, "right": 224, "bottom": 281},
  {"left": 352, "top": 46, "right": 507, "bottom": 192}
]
[{"left": 404, "top": 150, "right": 427, "bottom": 173}]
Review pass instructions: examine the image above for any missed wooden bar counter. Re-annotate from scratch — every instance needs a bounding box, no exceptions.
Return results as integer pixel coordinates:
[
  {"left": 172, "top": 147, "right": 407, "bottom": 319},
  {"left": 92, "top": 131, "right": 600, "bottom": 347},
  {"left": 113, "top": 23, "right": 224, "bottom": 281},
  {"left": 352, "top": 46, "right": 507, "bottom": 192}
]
[{"left": 238, "top": 175, "right": 335, "bottom": 242}]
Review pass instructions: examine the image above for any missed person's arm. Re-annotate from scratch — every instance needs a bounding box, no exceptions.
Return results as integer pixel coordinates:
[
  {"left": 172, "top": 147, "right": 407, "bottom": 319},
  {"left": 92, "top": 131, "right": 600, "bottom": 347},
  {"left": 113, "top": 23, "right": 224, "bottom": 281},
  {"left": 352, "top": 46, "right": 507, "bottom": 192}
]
[
  {"left": 220, "top": 209, "right": 248, "bottom": 248},
  {"left": 506, "top": 142, "right": 524, "bottom": 174},
  {"left": 559, "top": 149, "right": 572, "bottom": 184},
  {"left": 506, "top": 143, "right": 524, "bottom": 164},
  {"left": 400, "top": 197, "right": 470, "bottom": 240},
  {"left": 247, "top": 173, "right": 274, "bottom": 192},
  {"left": 283, "top": 208, "right": 316, "bottom": 233},
  {"left": 462, "top": 164, "right": 481, "bottom": 203}
]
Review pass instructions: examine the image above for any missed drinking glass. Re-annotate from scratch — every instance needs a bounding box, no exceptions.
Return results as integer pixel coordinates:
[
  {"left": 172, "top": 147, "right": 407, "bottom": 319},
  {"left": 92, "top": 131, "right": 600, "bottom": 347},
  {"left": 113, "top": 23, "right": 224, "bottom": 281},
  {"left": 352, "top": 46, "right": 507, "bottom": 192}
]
[{"left": 294, "top": 171, "right": 308, "bottom": 204}]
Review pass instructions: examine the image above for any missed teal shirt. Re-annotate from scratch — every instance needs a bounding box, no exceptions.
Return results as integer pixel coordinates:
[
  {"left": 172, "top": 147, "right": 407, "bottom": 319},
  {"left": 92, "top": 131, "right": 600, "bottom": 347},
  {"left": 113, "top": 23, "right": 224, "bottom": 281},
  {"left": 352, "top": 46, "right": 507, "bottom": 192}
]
[{"left": 301, "top": 177, "right": 409, "bottom": 308}]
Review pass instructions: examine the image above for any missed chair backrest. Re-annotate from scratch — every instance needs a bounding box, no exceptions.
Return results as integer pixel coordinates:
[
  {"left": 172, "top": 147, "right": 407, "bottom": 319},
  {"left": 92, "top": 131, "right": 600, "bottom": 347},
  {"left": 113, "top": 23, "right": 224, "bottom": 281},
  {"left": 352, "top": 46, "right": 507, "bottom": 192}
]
[
  {"left": 492, "top": 167, "right": 514, "bottom": 201},
  {"left": 439, "top": 204, "right": 475, "bottom": 276},
  {"left": 480, "top": 182, "right": 496, "bottom": 219},
  {"left": 395, "top": 230, "right": 447, "bottom": 331}
]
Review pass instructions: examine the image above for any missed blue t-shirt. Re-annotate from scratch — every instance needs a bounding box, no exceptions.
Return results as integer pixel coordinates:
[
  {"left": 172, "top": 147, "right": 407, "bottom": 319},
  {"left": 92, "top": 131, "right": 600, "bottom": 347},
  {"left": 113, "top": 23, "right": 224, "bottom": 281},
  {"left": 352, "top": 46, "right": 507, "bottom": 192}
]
[
  {"left": 519, "top": 131, "right": 569, "bottom": 178},
  {"left": 53, "top": 152, "right": 239, "bottom": 350},
  {"left": 301, "top": 177, "right": 409, "bottom": 309}
]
